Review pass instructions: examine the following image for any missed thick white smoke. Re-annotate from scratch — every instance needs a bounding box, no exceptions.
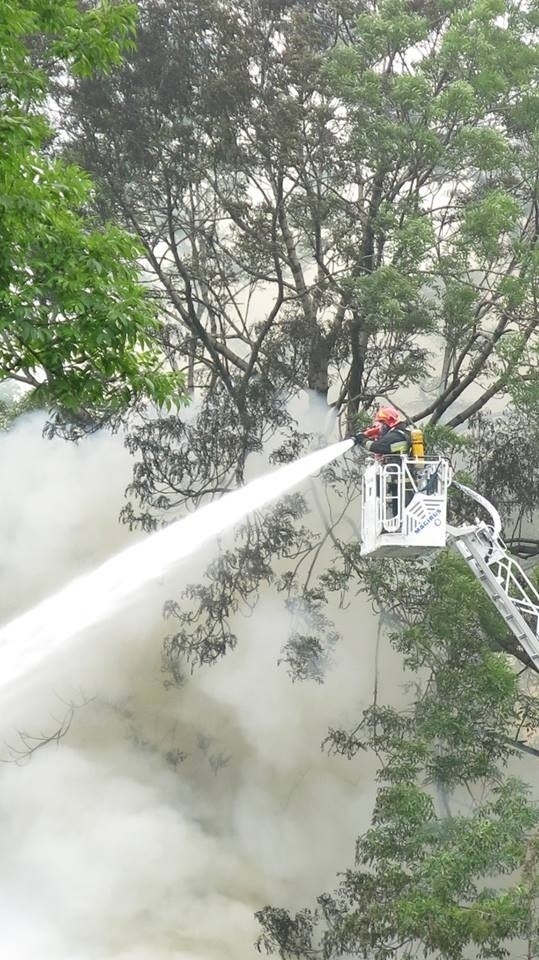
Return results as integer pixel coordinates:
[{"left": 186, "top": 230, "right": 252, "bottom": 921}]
[
  {"left": 0, "top": 406, "right": 394, "bottom": 960},
  {"left": 0, "top": 437, "right": 354, "bottom": 692}
]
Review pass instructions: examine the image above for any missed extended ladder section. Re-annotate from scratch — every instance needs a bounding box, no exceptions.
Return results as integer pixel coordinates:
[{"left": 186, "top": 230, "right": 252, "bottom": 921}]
[
  {"left": 360, "top": 457, "right": 539, "bottom": 667},
  {"left": 448, "top": 483, "right": 539, "bottom": 669}
]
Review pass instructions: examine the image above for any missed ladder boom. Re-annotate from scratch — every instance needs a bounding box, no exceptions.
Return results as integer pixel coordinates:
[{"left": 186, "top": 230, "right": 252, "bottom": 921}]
[
  {"left": 452, "top": 480, "right": 502, "bottom": 540},
  {"left": 358, "top": 454, "right": 539, "bottom": 668},
  {"left": 448, "top": 490, "right": 539, "bottom": 668}
]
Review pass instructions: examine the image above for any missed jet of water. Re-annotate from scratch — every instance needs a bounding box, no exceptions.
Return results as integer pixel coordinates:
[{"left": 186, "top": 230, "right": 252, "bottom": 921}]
[{"left": 0, "top": 439, "right": 354, "bottom": 691}]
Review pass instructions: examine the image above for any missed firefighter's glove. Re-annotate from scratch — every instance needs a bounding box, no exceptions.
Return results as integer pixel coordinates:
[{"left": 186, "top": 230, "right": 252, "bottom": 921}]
[{"left": 353, "top": 433, "right": 367, "bottom": 447}]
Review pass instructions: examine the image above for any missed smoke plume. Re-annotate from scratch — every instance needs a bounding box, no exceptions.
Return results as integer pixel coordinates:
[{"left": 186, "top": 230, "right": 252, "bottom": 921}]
[{"left": 0, "top": 408, "right": 390, "bottom": 959}]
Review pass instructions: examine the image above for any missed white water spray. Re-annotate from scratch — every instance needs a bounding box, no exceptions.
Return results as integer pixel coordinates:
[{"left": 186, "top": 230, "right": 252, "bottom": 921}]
[{"left": 0, "top": 439, "right": 354, "bottom": 691}]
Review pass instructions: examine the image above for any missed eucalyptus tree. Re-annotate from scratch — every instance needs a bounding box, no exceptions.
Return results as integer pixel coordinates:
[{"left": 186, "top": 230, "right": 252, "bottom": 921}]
[
  {"left": 61, "top": 0, "right": 538, "bottom": 429},
  {"left": 58, "top": 0, "right": 539, "bottom": 666},
  {"left": 465, "top": 408, "right": 539, "bottom": 552},
  {"left": 56, "top": 4, "right": 539, "bottom": 950}
]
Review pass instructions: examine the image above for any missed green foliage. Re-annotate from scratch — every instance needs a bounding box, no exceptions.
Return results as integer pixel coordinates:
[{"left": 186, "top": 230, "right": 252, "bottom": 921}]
[
  {"left": 355, "top": 265, "right": 434, "bottom": 334},
  {"left": 55, "top": 0, "right": 538, "bottom": 465},
  {"left": 0, "top": 389, "right": 43, "bottom": 430},
  {"left": 351, "top": 553, "right": 522, "bottom": 786},
  {"left": 323, "top": 0, "right": 538, "bottom": 427},
  {"left": 355, "top": 0, "right": 429, "bottom": 57},
  {"left": 465, "top": 409, "right": 539, "bottom": 526},
  {"left": 259, "top": 549, "right": 539, "bottom": 959},
  {"left": 0, "top": 0, "right": 186, "bottom": 430},
  {"left": 335, "top": 779, "right": 538, "bottom": 960},
  {"left": 452, "top": 127, "right": 512, "bottom": 172},
  {"left": 461, "top": 189, "right": 522, "bottom": 259},
  {"left": 259, "top": 780, "right": 539, "bottom": 959},
  {"left": 423, "top": 423, "right": 473, "bottom": 462},
  {"left": 0, "top": 397, "right": 13, "bottom": 431},
  {"left": 279, "top": 588, "right": 340, "bottom": 683},
  {"left": 507, "top": 344, "right": 539, "bottom": 414}
]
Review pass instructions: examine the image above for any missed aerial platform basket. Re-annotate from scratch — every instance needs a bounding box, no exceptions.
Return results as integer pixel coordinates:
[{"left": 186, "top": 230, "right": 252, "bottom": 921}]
[
  {"left": 361, "top": 456, "right": 452, "bottom": 558},
  {"left": 359, "top": 453, "right": 539, "bottom": 668}
]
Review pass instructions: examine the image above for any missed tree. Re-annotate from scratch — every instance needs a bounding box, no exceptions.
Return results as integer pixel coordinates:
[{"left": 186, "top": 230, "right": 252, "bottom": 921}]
[
  {"left": 256, "top": 553, "right": 539, "bottom": 959},
  {"left": 465, "top": 408, "right": 539, "bottom": 555},
  {"left": 0, "top": 0, "right": 186, "bottom": 432},
  {"left": 60, "top": 0, "right": 538, "bottom": 432},
  {"left": 58, "top": 0, "right": 538, "bottom": 561},
  {"left": 50, "top": 0, "right": 538, "bottom": 690},
  {"left": 257, "top": 780, "right": 539, "bottom": 959},
  {"left": 46, "top": 3, "right": 539, "bottom": 953}
]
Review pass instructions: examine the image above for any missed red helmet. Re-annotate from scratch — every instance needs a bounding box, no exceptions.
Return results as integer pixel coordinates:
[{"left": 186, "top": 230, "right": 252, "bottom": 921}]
[{"left": 374, "top": 405, "right": 402, "bottom": 428}]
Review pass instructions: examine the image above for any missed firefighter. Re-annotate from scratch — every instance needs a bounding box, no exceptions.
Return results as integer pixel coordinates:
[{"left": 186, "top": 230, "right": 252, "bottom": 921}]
[
  {"left": 353, "top": 405, "right": 410, "bottom": 460},
  {"left": 353, "top": 406, "right": 411, "bottom": 524}
]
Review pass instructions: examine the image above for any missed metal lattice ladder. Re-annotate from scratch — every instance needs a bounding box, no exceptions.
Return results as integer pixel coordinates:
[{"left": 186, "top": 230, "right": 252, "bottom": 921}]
[{"left": 448, "top": 483, "right": 539, "bottom": 669}]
